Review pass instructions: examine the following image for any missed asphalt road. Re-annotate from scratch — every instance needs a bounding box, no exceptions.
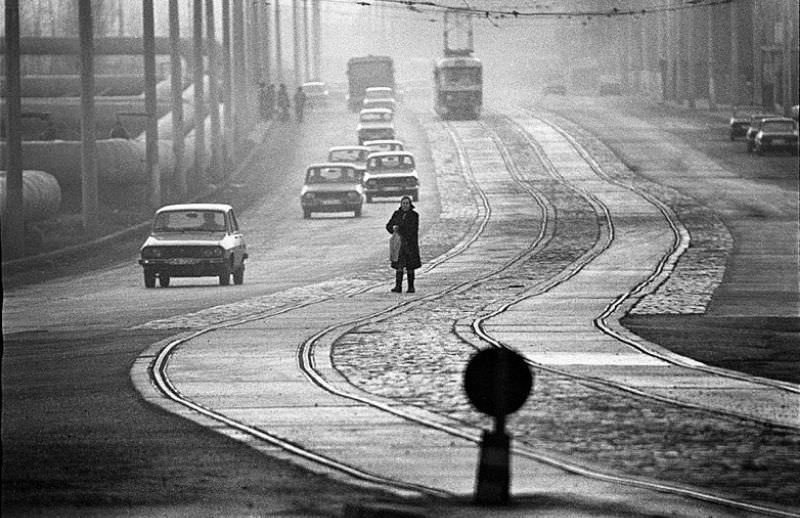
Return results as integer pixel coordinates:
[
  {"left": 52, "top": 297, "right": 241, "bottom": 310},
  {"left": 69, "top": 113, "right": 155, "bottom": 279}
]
[{"left": 2, "top": 88, "right": 798, "bottom": 516}]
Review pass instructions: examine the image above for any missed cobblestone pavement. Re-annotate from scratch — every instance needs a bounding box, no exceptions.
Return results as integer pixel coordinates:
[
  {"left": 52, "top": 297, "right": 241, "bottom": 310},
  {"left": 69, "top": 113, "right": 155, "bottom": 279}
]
[{"left": 332, "top": 109, "right": 800, "bottom": 510}]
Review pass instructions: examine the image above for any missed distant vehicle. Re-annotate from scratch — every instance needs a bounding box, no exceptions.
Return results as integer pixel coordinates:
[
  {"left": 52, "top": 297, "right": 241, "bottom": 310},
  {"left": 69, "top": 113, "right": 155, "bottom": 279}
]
[
  {"left": 301, "top": 81, "right": 329, "bottom": 106},
  {"left": 362, "top": 151, "right": 419, "bottom": 203},
  {"left": 745, "top": 113, "right": 779, "bottom": 152},
  {"left": 729, "top": 105, "right": 767, "bottom": 140},
  {"left": 753, "top": 118, "right": 799, "bottom": 155},
  {"left": 542, "top": 83, "right": 567, "bottom": 96},
  {"left": 363, "top": 97, "right": 397, "bottom": 112},
  {"left": 363, "top": 139, "right": 405, "bottom": 154},
  {"left": 300, "top": 163, "right": 365, "bottom": 218},
  {"left": 327, "top": 145, "right": 371, "bottom": 179},
  {"left": 357, "top": 107, "right": 395, "bottom": 144},
  {"left": 346, "top": 55, "right": 395, "bottom": 112},
  {"left": 138, "top": 203, "right": 247, "bottom": 287},
  {"left": 434, "top": 55, "right": 482, "bottom": 120}
]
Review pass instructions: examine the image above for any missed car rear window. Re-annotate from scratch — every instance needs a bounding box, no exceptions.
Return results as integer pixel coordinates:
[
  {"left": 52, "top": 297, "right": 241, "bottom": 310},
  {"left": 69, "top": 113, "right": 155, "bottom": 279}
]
[
  {"left": 360, "top": 111, "right": 392, "bottom": 123},
  {"left": 306, "top": 166, "right": 357, "bottom": 183},
  {"left": 368, "top": 155, "right": 415, "bottom": 171},
  {"left": 329, "top": 149, "right": 368, "bottom": 162},
  {"left": 761, "top": 121, "right": 796, "bottom": 132},
  {"left": 154, "top": 210, "right": 226, "bottom": 232}
]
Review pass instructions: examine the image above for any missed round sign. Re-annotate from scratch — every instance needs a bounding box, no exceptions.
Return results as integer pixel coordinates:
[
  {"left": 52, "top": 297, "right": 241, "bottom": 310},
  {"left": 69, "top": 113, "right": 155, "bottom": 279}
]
[{"left": 464, "top": 348, "right": 533, "bottom": 417}]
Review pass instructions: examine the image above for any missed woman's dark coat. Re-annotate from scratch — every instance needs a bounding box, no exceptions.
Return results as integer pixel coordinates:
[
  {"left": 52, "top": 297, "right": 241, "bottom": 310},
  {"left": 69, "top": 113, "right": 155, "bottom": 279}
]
[{"left": 386, "top": 208, "right": 421, "bottom": 270}]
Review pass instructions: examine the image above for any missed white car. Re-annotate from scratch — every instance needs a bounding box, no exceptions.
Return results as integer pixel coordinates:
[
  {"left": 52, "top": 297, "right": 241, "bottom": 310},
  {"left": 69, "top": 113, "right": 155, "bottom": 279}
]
[
  {"left": 138, "top": 203, "right": 248, "bottom": 287},
  {"left": 363, "top": 139, "right": 405, "bottom": 154},
  {"left": 300, "top": 163, "right": 365, "bottom": 218},
  {"left": 301, "top": 81, "right": 329, "bottom": 106},
  {"left": 327, "top": 145, "right": 370, "bottom": 179},
  {"left": 357, "top": 107, "right": 395, "bottom": 144},
  {"left": 362, "top": 151, "right": 419, "bottom": 203}
]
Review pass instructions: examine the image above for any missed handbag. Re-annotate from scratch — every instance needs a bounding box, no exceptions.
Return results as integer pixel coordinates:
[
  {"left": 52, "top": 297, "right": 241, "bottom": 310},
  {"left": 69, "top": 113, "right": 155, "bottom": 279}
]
[{"left": 389, "top": 230, "right": 402, "bottom": 262}]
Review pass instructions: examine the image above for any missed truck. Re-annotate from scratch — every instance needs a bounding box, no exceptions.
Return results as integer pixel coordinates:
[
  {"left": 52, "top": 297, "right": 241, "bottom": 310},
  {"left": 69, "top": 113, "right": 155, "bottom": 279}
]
[{"left": 346, "top": 55, "right": 395, "bottom": 112}]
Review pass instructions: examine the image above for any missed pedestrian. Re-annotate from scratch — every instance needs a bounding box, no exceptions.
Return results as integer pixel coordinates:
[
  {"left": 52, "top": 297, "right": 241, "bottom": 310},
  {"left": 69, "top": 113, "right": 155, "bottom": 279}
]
[
  {"left": 266, "top": 84, "right": 276, "bottom": 120},
  {"left": 385, "top": 196, "right": 421, "bottom": 293},
  {"left": 258, "top": 82, "right": 270, "bottom": 121},
  {"left": 294, "top": 86, "right": 307, "bottom": 122},
  {"left": 277, "top": 83, "right": 291, "bottom": 121}
]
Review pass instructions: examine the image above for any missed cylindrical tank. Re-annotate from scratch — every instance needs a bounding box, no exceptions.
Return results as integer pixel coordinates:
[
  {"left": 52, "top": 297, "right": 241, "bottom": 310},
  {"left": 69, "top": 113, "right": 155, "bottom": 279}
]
[{"left": 0, "top": 170, "right": 62, "bottom": 221}]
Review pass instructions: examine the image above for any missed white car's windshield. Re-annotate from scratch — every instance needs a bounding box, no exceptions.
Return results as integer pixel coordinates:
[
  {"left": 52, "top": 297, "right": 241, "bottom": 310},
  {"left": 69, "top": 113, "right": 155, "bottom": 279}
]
[
  {"left": 154, "top": 210, "right": 226, "bottom": 232},
  {"left": 329, "top": 150, "right": 368, "bottom": 162},
  {"left": 306, "top": 167, "right": 357, "bottom": 184},
  {"left": 368, "top": 155, "right": 415, "bottom": 172}
]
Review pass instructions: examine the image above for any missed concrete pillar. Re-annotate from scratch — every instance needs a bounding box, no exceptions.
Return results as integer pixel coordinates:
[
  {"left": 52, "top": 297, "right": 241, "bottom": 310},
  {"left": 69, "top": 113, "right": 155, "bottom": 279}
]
[
  {"left": 4, "top": 0, "right": 25, "bottom": 257},
  {"left": 168, "top": 0, "right": 186, "bottom": 199},
  {"left": 79, "top": 0, "right": 98, "bottom": 231}
]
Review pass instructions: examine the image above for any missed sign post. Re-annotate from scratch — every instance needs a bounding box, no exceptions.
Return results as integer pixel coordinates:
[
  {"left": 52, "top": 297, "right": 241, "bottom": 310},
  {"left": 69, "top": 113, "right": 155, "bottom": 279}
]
[{"left": 464, "top": 348, "right": 533, "bottom": 505}]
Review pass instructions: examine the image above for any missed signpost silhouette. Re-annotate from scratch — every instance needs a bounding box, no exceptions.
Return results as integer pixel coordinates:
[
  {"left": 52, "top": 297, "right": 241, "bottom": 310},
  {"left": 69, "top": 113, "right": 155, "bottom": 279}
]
[{"left": 464, "top": 347, "right": 533, "bottom": 505}]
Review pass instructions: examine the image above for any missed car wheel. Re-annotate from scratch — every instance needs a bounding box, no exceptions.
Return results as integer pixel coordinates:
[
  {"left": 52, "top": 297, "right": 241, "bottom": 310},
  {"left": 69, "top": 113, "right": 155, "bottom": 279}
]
[
  {"left": 747, "top": 142, "right": 753, "bottom": 153},
  {"left": 365, "top": 195, "right": 373, "bottom": 203},
  {"left": 219, "top": 262, "right": 231, "bottom": 286},
  {"left": 303, "top": 208, "right": 311, "bottom": 219},
  {"left": 159, "top": 273, "right": 170, "bottom": 288},
  {"left": 354, "top": 206, "right": 362, "bottom": 217},
  {"left": 756, "top": 145, "right": 764, "bottom": 156},
  {"left": 233, "top": 264, "right": 245, "bottom": 285},
  {"left": 412, "top": 192, "right": 419, "bottom": 202},
  {"left": 144, "top": 269, "right": 156, "bottom": 288},
  {"left": 729, "top": 134, "right": 735, "bottom": 141}
]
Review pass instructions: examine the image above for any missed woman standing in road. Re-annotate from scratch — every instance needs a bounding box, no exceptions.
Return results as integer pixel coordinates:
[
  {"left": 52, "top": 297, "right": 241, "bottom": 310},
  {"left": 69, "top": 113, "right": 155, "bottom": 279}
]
[{"left": 386, "top": 196, "right": 421, "bottom": 293}]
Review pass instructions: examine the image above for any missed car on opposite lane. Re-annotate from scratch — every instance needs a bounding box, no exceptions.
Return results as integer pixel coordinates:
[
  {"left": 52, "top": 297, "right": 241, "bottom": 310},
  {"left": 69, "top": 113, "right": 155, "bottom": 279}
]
[
  {"left": 301, "top": 81, "right": 330, "bottom": 106},
  {"left": 362, "top": 151, "right": 419, "bottom": 203},
  {"left": 138, "top": 203, "right": 248, "bottom": 287},
  {"left": 300, "top": 163, "right": 365, "bottom": 218},
  {"left": 745, "top": 113, "right": 778, "bottom": 152},
  {"left": 753, "top": 117, "right": 799, "bottom": 155}
]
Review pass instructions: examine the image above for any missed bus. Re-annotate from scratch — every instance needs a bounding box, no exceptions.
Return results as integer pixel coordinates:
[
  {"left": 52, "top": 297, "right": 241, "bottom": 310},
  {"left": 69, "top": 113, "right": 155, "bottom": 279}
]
[{"left": 434, "top": 56, "right": 482, "bottom": 120}]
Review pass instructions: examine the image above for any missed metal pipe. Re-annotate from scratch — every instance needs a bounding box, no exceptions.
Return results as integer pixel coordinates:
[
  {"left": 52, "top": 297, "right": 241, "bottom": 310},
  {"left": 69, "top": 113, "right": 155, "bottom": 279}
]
[
  {"left": 3, "top": 0, "right": 25, "bottom": 257},
  {"left": 193, "top": 0, "right": 206, "bottom": 182},
  {"left": 79, "top": 0, "right": 98, "bottom": 232},
  {"left": 206, "top": 0, "right": 222, "bottom": 180},
  {"left": 222, "top": 0, "right": 233, "bottom": 167},
  {"left": 169, "top": 0, "right": 185, "bottom": 199}
]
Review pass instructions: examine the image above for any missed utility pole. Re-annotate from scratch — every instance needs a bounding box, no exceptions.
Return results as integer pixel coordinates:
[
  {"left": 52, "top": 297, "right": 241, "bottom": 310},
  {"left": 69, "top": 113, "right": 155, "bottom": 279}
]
[
  {"left": 752, "top": 0, "right": 762, "bottom": 106},
  {"left": 206, "top": 0, "right": 222, "bottom": 180},
  {"left": 293, "top": 0, "right": 301, "bottom": 88},
  {"left": 303, "top": 0, "right": 310, "bottom": 82},
  {"left": 222, "top": 0, "right": 233, "bottom": 169},
  {"left": 232, "top": 0, "right": 246, "bottom": 150},
  {"left": 4, "top": 0, "right": 25, "bottom": 258},
  {"left": 781, "top": 0, "right": 793, "bottom": 116},
  {"left": 261, "top": 0, "right": 271, "bottom": 84},
  {"left": 312, "top": 0, "right": 321, "bottom": 80},
  {"left": 169, "top": 0, "right": 186, "bottom": 199},
  {"left": 706, "top": 4, "right": 716, "bottom": 111},
  {"left": 143, "top": 0, "right": 160, "bottom": 208},
  {"left": 79, "top": 0, "right": 98, "bottom": 233},
  {"left": 275, "top": 0, "right": 283, "bottom": 83},
  {"left": 729, "top": 1, "right": 740, "bottom": 104},
  {"left": 687, "top": 7, "right": 696, "bottom": 109},
  {"left": 193, "top": 0, "right": 206, "bottom": 183}
]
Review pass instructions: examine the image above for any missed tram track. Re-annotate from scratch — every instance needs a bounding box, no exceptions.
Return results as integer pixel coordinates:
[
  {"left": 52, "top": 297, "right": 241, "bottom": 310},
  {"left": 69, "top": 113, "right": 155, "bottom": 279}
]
[{"left": 144, "top": 109, "right": 799, "bottom": 517}]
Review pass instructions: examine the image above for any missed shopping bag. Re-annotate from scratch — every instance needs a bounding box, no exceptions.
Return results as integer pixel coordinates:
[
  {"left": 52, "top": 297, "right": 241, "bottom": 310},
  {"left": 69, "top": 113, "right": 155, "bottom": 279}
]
[{"left": 389, "top": 230, "right": 402, "bottom": 262}]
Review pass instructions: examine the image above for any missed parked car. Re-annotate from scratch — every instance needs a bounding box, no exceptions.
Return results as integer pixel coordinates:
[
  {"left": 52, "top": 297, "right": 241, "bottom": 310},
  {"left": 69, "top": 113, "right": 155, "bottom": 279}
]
[
  {"left": 357, "top": 107, "right": 395, "bottom": 144},
  {"left": 301, "top": 81, "right": 329, "bottom": 106},
  {"left": 138, "top": 203, "right": 247, "bottom": 287},
  {"left": 300, "top": 163, "right": 365, "bottom": 218},
  {"left": 753, "top": 117, "right": 799, "bottom": 155},
  {"left": 363, "top": 97, "right": 397, "bottom": 112},
  {"left": 363, "top": 139, "right": 405, "bottom": 154},
  {"left": 745, "top": 113, "right": 779, "bottom": 152},
  {"left": 327, "top": 145, "right": 370, "bottom": 179},
  {"left": 729, "top": 105, "right": 767, "bottom": 140},
  {"left": 362, "top": 151, "right": 419, "bottom": 203}
]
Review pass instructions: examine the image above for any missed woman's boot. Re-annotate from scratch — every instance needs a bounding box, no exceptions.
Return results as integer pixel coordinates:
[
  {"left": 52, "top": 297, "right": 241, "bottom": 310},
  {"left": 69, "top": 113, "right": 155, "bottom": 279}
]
[
  {"left": 391, "top": 270, "right": 403, "bottom": 293},
  {"left": 407, "top": 270, "right": 415, "bottom": 293}
]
